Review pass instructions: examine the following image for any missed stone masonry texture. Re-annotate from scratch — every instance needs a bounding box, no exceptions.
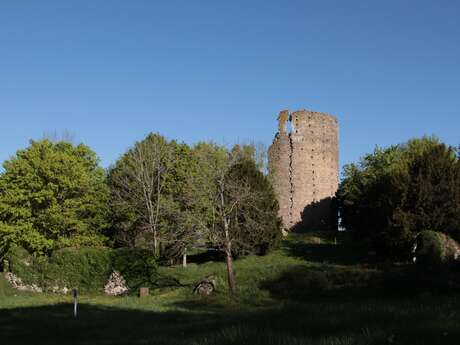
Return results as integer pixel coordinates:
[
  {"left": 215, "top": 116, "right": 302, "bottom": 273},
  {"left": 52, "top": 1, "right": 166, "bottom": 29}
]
[{"left": 268, "top": 109, "right": 339, "bottom": 231}]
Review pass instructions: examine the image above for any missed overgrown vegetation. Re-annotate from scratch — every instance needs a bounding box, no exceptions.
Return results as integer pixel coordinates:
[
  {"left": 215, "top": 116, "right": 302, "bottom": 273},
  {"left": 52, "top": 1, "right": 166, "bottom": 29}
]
[
  {"left": 338, "top": 137, "right": 460, "bottom": 259},
  {"left": 0, "top": 136, "right": 280, "bottom": 294},
  {"left": 5, "top": 244, "right": 158, "bottom": 292}
]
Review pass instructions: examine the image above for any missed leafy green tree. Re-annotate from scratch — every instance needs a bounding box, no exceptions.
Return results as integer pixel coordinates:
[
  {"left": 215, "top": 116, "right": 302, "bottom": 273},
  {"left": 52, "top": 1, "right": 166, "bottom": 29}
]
[
  {"left": 392, "top": 144, "right": 460, "bottom": 244},
  {"left": 231, "top": 142, "right": 268, "bottom": 173},
  {"left": 0, "top": 140, "right": 109, "bottom": 256},
  {"left": 109, "top": 136, "right": 282, "bottom": 281},
  {"left": 337, "top": 136, "right": 452, "bottom": 257},
  {"left": 108, "top": 133, "right": 176, "bottom": 255},
  {"left": 109, "top": 134, "right": 210, "bottom": 261},
  {"left": 160, "top": 141, "right": 213, "bottom": 263}
]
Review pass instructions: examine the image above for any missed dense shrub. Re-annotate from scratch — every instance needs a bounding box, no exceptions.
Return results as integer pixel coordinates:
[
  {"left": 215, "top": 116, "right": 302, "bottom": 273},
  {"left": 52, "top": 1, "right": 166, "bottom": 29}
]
[
  {"left": 45, "top": 247, "right": 112, "bottom": 291},
  {"left": 5, "top": 246, "right": 159, "bottom": 293},
  {"left": 414, "top": 231, "right": 460, "bottom": 267},
  {"left": 5, "top": 244, "right": 47, "bottom": 286},
  {"left": 338, "top": 137, "right": 460, "bottom": 258},
  {"left": 0, "top": 273, "right": 14, "bottom": 297},
  {"left": 110, "top": 248, "right": 158, "bottom": 290}
]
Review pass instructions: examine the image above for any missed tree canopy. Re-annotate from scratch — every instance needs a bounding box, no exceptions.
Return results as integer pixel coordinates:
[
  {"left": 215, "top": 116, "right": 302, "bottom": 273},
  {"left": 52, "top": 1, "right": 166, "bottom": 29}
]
[
  {"left": 0, "top": 140, "right": 109, "bottom": 256},
  {"left": 338, "top": 136, "right": 460, "bottom": 258},
  {"left": 108, "top": 135, "right": 281, "bottom": 266}
]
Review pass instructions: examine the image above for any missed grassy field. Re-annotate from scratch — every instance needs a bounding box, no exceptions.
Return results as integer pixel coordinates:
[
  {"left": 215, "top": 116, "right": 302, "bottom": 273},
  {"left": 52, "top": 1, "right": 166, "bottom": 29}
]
[{"left": 1, "top": 233, "right": 460, "bottom": 345}]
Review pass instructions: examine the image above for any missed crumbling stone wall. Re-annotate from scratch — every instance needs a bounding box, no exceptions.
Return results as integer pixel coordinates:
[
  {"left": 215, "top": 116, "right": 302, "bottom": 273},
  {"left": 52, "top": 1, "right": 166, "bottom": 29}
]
[{"left": 268, "top": 109, "right": 339, "bottom": 231}]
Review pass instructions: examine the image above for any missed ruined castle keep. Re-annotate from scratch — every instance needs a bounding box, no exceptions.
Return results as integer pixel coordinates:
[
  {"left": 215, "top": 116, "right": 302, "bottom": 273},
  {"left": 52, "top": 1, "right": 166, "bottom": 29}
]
[{"left": 268, "top": 109, "right": 339, "bottom": 231}]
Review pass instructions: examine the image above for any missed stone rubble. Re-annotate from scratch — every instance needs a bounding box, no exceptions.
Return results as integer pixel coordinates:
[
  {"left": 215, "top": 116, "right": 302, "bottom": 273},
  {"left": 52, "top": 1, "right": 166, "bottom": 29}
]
[
  {"left": 193, "top": 276, "right": 216, "bottom": 296},
  {"left": 104, "top": 270, "right": 129, "bottom": 296},
  {"left": 50, "top": 285, "right": 70, "bottom": 294},
  {"left": 4, "top": 272, "right": 43, "bottom": 293}
]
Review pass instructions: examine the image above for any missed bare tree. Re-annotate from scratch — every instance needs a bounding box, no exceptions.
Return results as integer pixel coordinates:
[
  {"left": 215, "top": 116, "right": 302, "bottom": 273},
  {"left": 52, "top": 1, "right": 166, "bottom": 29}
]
[
  {"left": 194, "top": 146, "right": 252, "bottom": 295},
  {"left": 42, "top": 129, "right": 76, "bottom": 144},
  {"left": 213, "top": 166, "right": 252, "bottom": 294},
  {"left": 191, "top": 143, "right": 281, "bottom": 295},
  {"left": 109, "top": 134, "right": 174, "bottom": 256},
  {"left": 252, "top": 141, "right": 269, "bottom": 174},
  {"left": 166, "top": 210, "right": 207, "bottom": 267}
]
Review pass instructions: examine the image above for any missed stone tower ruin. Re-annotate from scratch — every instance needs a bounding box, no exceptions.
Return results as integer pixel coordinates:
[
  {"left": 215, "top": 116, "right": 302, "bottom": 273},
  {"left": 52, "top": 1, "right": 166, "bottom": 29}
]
[{"left": 268, "top": 109, "right": 339, "bottom": 231}]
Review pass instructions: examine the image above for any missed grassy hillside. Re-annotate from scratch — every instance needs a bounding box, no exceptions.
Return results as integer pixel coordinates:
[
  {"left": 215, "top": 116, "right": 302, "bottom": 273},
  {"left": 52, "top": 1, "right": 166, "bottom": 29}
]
[{"left": 1, "top": 233, "right": 460, "bottom": 345}]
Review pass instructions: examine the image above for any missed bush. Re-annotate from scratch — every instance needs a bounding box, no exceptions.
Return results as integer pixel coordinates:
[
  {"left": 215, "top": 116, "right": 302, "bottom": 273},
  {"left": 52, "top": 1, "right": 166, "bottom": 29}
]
[
  {"left": 111, "top": 248, "right": 158, "bottom": 290},
  {"left": 338, "top": 138, "right": 460, "bottom": 259},
  {"left": 0, "top": 274, "right": 14, "bottom": 297},
  {"left": 5, "top": 246, "right": 159, "bottom": 293},
  {"left": 46, "top": 247, "right": 112, "bottom": 291},
  {"left": 5, "top": 244, "right": 47, "bottom": 286},
  {"left": 414, "top": 230, "right": 460, "bottom": 267}
]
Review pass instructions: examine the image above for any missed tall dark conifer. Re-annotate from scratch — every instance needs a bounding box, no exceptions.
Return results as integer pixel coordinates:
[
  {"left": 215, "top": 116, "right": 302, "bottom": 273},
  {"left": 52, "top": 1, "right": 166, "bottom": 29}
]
[{"left": 225, "top": 159, "right": 282, "bottom": 255}]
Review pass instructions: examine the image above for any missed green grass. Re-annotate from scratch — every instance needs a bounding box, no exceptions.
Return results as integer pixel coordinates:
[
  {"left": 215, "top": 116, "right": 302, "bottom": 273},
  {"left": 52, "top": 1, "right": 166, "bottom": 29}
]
[{"left": 1, "top": 232, "right": 460, "bottom": 344}]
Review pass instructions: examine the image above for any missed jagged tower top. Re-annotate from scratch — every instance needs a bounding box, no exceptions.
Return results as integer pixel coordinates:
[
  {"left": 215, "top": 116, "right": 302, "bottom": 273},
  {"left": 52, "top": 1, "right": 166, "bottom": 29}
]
[
  {"left": 277, "top": 110, "right": 290, "bottom": 133},
  {"left": 268, "top": 108, "right": 339, "bottom": 231},
  {"left": 276, "top": 109, "right": 337, "bottom": 136}
]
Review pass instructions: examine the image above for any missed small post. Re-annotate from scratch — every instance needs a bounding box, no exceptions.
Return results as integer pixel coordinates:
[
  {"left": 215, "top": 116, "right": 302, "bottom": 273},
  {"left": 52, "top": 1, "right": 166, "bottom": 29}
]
[
  {"left": 183, "top": 247, "right": 187, "bottom": 268},
  {"left": 334, "top": 237, "right": 337, "bottom": 245},
  {"left": 139, "top": 287, "right": 149, "bottom": 298},
  {"left": 73, "top": 289, "right": 78, "bottom": 319}
]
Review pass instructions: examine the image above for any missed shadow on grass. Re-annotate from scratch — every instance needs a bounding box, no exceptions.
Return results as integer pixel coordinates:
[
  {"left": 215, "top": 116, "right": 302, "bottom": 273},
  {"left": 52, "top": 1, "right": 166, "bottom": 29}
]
[
  {"left": 282, "top": 237, "right": 368, "bottom": 266},
  {"left": 259, "top": 264, "right": 382, "bottom": 302},
  {"left": 2, "top": 294, "right": 460, "bottom": 345},
  {"left": 260, "top": 261, "right": 460, "bottom": 304},
  {"left": 188, "top": 249, "right": 224, "bottom": 264}
]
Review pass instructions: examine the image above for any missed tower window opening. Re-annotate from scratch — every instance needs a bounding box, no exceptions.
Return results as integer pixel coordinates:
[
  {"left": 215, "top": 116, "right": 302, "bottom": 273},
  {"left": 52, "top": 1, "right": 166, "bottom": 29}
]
[{"left": 286, "top": 120, "right": 293, "bottom": 133}]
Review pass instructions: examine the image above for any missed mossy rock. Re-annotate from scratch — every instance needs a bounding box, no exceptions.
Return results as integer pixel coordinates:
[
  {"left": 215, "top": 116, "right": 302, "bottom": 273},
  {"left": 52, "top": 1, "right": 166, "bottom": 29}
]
[{"left": 414, "top": 230, "right": 460, "bottom": 266}]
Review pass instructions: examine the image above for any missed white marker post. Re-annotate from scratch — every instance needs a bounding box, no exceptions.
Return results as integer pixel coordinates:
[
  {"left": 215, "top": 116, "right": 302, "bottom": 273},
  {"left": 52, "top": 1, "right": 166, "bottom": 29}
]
[{"left": 73, "top": 289, "right": 78, "bottom": 319}]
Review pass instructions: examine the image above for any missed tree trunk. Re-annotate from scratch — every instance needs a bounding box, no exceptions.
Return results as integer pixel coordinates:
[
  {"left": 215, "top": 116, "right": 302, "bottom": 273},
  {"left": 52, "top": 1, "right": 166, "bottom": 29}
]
[
  {"left": 153, "top": 229, "right": 158, "bottom": 256},
  {"left": 220, "top": 184, "right": 236, "bottom": 295},
  {"left": 225, "top": 242, "right": 236, "bottom": 295},
  {"left": 183, "top": 248, "right": 187, "bottom": 268}
]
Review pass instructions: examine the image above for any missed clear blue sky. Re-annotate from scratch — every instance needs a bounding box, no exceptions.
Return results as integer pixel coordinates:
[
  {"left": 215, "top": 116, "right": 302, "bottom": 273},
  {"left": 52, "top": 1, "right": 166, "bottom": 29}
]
[{"left": 1, "top": 1, "right": 459, "bottom": 172}]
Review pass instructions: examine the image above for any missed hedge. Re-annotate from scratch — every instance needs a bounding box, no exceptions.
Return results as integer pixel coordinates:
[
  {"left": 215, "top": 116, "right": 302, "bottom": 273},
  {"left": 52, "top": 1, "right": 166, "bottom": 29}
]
[{"left": 5, "top": 245, "right": 158, "bottom": 293}]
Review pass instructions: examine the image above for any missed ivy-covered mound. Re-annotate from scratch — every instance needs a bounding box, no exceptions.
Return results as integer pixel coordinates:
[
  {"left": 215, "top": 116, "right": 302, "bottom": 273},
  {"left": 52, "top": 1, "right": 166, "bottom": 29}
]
[
  {"left": 414, "top": 230, "right": 460, "bottom": 266},
  {"left": 4, "top": 245, "right": 158, "bottom": 293}
]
